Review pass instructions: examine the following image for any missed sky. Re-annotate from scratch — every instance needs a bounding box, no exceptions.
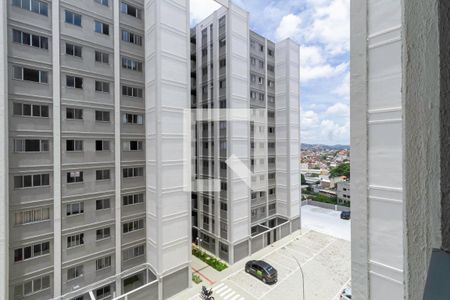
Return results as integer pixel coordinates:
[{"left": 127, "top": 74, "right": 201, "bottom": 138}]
[{"left": 190, "top": 0, "right": 350, "bottom": 145}]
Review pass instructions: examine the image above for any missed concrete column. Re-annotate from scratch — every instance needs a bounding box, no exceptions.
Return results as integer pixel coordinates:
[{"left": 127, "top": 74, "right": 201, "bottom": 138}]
[
  {"left": 225, "top": 2, "right": 250, "bottom": 259},
  {"left": 144, "top": 0, "right": 191, "bottom": 298},
  {"left": 274, "top": 39, "right": 300, "bottom": 222},
  {"left": 113, "top": 0, "right": 122, "bottom": 295},
  {"left": 52, "top": 0, "right": 62, "bottom": 297},
  {"left": 438, "top": 0, "right": 450, "bottom": 253},
  {"left": 0, "top": 0, "right": 8, "bottom": 298},
  {"left": 350, "top": 0, "right": 369, "bottom": 298},
  {"left": 403, "top": 0, "right": 441, "bottom": 299}
]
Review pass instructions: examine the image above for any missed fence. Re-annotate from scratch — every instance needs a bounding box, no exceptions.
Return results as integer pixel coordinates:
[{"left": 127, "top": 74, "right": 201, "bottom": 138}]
[{"left": 302, "top": 199, "right": 350, "bottom": 212}]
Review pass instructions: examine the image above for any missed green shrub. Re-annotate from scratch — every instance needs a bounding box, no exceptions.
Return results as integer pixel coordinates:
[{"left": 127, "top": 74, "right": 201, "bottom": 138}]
[
  {"left": 192, "top": 274, "right": 202, "bottom": 284},
  {"left": 192, "top": 246, "right": 228, "bottom": 271}
]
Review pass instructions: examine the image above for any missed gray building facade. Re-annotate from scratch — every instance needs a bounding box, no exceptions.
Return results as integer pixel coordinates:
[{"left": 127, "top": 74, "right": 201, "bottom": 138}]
[{"left": 0, "top": 0, "right": 191, "bottom": 299}]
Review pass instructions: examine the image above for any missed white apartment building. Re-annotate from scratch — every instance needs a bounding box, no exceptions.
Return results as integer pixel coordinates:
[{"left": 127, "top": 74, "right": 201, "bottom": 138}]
[
  {"left": 0, "top": 0, "right": 191, "bottom": 299},
  {"left": 190, "top": 4, "right": 301, "bottom": 264}
]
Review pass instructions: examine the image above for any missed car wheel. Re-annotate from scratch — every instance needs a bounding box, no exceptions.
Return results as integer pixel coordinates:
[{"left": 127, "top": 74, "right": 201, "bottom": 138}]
[
  {"left": 245, "top": 268, "right": 250, "bottom": 273},
  {"left": 262, "top": 277, "right": 267, "bottom": 284}
]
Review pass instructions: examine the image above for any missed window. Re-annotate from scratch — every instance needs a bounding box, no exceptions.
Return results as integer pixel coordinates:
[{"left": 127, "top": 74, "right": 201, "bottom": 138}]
[
  {"left": 65, "top": 10, "right": 82, "bottom": 26},
  {"left": 123, "top": 140, "right": 143, "bottom": 151},
  {"left": 95, "top": 81, "right": 110, "bottom": 93},
  {"left": 14, "top": 207, "right": 50, "bottom": 225},
  {"left": 14, "top": 139, "right": 49, "bottom": 152},
  {"left": 259, "top": 93, "right": 265, "bottom": 101},
  {"left": 219, "top": 38, "right": 226, "bottom": 47},
  {"left": 250, "top": 91, "right": 257, "bottom": 99},
  {"left": 120, "top": 2, "right": 141, "bottom": 19},
  {"left": 121, "top": 57, "right": 142, "bottom": 72},
  {"left": 123, "top": 193, "right": 144, "bottom": 206},
  {"left": 66, "top": 75, "right": 83, "bottom": 89},
  {"left": 259, "top": 60, "right": 264, "bottom": 69},
  {"left": 67, "top": 171, "right": 83, "bottom": 183},
  {"left": 66, "top": 202, "right": 84, "bottom": 216},
  {"left": 95, "top": 140, "right": 110, "bottom": 151},
  {"left": 96, "top": 170, "right": 110, "bottom": 181},
  {"left": 121, "top": 30, "right": 143, "bottom": 46},
  {"left": 123, "top": 113, "right": 143, "bottom": 125},
  {"left": 14, "top": 275, "right": 50, "bottom": 297},
  {"left": 94, "top": 21, "right": 109, "bottom": 35},
  {"left": 65, "top": 43, "right": 82, "bottom": 57},
  {"left": 95, "top": 110, "right": 110, "bottom": 122},
  {"left": 67, "top": 265, "right": 83, "bottom": 280},
  {"left": 13, "top": 66, "right": 48, "bottom": 83},
  {"left": 268, "top": 80, "right": 274, "bottom": 87},
  {"left": 122, "top": 219, "right": 144, "bottom": 233},
  {"left": 259, "top": 44, "right": 264, "bottom": 52},
  {"left": 14, "top": 103, "right": 49, "bottom": 118},
  {"left": 268, "top": 64, "right": 275, "bottom": 72},
  {"left": 96, "top": 285, "right": 111, "bottom": 300},
  {"left": 122, "top": 167, "right": 144, "bottom": 178},
  {"left": 67, "top": 233, "right": 84, "bottom": 248},
  {"left": 219, "top": 80, "right": 226, "bottom": 89},
  {"left": 14, "top": 174, "right": 49, "bottom": 188},
  {"left": 14, "top": 241, "right": 49, "bottom": 262},
  {"left": 250, "top": 74, "right": 256, "bottom": 83},
  {"left": 96, "top": 256, "right": 111, "bottom": 271},
  {"left": 94, "top": 0, "right": 109, "bottom": 6},
  {"left": 66, "top": 108, "right": 83, "bottom": 120},
  {"left": 96, "top": 198, "right": 110, "bottom": 210},
  {"left": 95, "top": 51, "right": 109, "bottom": 64},
  {"left": 268, "top": 96, "right": 275, "bottom": 103},
  {"left": 13, "top": 29, "right": 48, "bottom": 49},
  {"left": 122, "top": 245, "right": 144, "bottom": 261},
  {"left": 96, "top": 227, "right": 110, "bottom": 240},
  {"left": 66, "top": 140, "right": 83, "bottom": 152},
  {"left": 122, "top": 85, "right": 143, "bottom": 98},
  {"left": 258, "top": 77, "right": 264, "bottom": 85},
  {"left": 268, "top": 49, "right": 274, "bottom": 56},
  {"left": 12, "top": 0, "right": 48, "bottom": 16}
]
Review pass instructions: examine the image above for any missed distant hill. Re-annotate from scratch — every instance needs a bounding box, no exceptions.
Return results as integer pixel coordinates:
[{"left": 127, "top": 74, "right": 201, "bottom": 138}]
[{"left": 301, "top": 143, "right": 350, "bottom": 151}]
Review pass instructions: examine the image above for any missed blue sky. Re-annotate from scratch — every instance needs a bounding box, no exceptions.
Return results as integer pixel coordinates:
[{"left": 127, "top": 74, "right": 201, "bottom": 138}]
[{"left": 191, "top": 0, "right": 350, "bottom": 145}]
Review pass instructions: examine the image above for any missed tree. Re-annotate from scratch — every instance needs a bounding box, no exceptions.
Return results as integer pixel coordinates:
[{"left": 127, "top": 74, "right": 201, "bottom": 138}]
[
  {"left": 330, "top": 163, "right": 350, "bottom": 178},
  {"left": 301, "top": 174, "right": 306, "bottom": 185}
]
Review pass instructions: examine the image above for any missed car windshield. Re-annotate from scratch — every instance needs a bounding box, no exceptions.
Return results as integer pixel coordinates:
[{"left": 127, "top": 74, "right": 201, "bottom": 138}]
[{"left": 266, "top": 266, "right": 274, "bottom": 272}]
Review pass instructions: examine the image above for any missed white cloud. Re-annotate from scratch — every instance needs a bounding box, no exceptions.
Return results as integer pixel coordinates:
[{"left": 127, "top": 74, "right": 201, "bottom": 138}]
[
  {"left": 305, "top": 0, "right": 350, "bottom": 55},
  {"left": 301, "top": 62, "right": 348, "bottom": 82},
  {"left": 319, "top": 118, "right": 350, "bottom": 143},
  {"left": 333, "top": 72, "right": 350, "bottom": 99},
  {"left": 190, "top": 0, "right": 221, "bottom": 25},
  {"left": 276, "top": 14, "right": 302, "bottom": 40},
  {"left": 301, "top": 110, "right": 320, "bottom": 129},
  {"left": 325, "top": 102, "right": 349, "bottom": 117}
]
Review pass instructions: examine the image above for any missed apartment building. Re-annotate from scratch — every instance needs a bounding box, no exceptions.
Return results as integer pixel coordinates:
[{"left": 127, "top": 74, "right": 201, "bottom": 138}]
[
  {"left": 336, "top": 181, "right": 350, "bottom": 205},
  {"left": 190, "top": 4, "right": 300, "bottom": 264},
  {"left": 0, "top": 0, "right": 191, "bottom": 299}
]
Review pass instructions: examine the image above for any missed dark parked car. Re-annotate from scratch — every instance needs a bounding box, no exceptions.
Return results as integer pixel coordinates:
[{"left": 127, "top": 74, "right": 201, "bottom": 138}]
[
  {"left": 245, "top": 260, "right": 278, "bottom": 284},
  {"left": 341, "top": 211, "right": 351, "bottom": 220}
]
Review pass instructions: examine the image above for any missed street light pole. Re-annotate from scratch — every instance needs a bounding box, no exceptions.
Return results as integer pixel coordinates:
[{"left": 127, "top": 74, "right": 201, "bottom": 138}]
[{"left": 293, "top": 256, "right": 305, "bottom": 300}]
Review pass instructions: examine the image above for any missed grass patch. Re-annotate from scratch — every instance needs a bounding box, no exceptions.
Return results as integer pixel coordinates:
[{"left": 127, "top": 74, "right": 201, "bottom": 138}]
[
  {"left": 192, "top": 246, "right": 228, "bottom": 271},
  {"left": 192, "top": 274, "right": 202, "bottom": 284}
]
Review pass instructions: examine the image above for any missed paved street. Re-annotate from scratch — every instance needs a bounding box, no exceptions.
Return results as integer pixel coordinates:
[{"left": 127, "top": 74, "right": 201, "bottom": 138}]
[{"left": 171, "top": 226, "right": 350, "bottom": 300}]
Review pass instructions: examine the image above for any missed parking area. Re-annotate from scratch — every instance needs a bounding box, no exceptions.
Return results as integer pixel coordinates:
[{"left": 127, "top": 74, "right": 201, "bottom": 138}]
[
  {"left": 174, "top": 228, "right": 350, "bottom": 300},
  {"left": 301, "top": 205, "right": 351, "bottom": 241}
]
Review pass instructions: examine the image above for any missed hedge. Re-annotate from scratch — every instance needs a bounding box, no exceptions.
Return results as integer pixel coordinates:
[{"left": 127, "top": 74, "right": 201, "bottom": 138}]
[{"left": 192, "top": 246, "right": 228, "bottom": 271}]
